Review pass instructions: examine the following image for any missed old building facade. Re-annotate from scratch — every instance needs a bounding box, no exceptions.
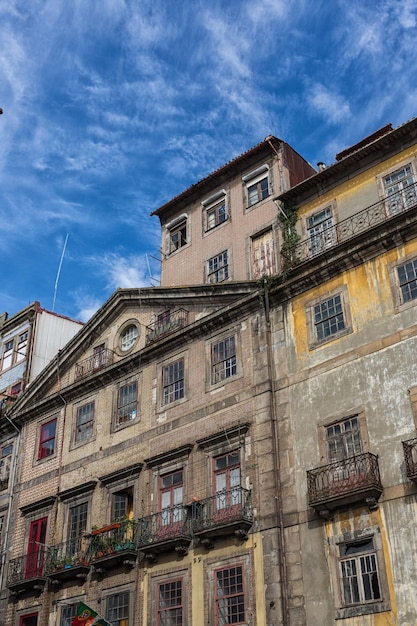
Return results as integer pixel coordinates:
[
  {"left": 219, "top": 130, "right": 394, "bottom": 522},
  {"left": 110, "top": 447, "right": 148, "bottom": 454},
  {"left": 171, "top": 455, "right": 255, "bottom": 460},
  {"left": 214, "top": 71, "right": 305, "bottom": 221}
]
[{"left": 3, "top": 120, "right": 417, "bottom": 626}]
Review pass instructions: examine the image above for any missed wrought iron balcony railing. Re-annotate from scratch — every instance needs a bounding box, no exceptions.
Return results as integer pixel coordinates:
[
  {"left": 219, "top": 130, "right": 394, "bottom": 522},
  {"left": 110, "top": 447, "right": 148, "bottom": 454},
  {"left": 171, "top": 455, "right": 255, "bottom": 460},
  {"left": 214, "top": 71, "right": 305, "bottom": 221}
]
[
  {"left": 7, "top": 549, "right": 47, "bottom": 590},
  {"left": 75, "top": 348, "right": 113, "bottom": 381},
  {"left": 307, "top": 452, "right": 383, "bottom": 512},
  {"left": 192, "top": 487, "right": 253, "bottom": 538},
  {"left": 88, "top": 520, "right": 138, "bottom": 562},
  {"left": 138, "top": 507, "right": 192, "bottom": 550},
  {"left": 402, "top": 437, "right": 417, "bottom": 480},
  {"left": 145, "top": 309, "right": 189, "bottom": 345},
  {"left": 45, "top": 538, "right": 89, "bottom": 577},
  {"left": 283, "top": 181, "right": 417, "bottom": 265}
]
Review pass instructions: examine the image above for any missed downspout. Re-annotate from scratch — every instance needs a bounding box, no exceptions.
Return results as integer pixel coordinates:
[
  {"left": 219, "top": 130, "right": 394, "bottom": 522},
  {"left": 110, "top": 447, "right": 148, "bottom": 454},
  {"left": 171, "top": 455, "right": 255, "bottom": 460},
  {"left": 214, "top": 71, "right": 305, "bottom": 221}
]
[
  {"left": 263, "top": 279, "right": 290, "bottom": 626},
  {"left": 50, "top": 351, "right": 67, "bottom": 539},
  {"left": 0, "top": 411, "right": 21, "bottom": 593}
]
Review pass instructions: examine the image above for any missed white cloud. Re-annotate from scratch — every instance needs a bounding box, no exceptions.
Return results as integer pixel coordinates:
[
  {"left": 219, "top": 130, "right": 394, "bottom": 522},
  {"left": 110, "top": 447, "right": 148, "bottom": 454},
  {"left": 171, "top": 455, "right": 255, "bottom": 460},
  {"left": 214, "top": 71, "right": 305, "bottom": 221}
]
[{"left": 308, "top": 83, "right": 351, "bottom": 124}]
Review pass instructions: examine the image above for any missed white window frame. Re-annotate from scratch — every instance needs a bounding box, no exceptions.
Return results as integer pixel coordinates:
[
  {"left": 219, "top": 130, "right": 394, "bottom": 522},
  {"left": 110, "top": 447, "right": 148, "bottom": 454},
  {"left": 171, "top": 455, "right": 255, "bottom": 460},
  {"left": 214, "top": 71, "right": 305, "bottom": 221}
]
[
  {"left": 243, "top": 165, "right": 270, "bottom": 208},
  {"left": 306, "top": 205, "right": 336, "bottom": 257},
  {"left": 166, "top": 214, "right": 189, "bottom": 255},
  {"left": 207, "top": 250, "right": 229, "bottom": 283},
  {"left": 202, "top": 190, "right": 228, "bottom": 232}
]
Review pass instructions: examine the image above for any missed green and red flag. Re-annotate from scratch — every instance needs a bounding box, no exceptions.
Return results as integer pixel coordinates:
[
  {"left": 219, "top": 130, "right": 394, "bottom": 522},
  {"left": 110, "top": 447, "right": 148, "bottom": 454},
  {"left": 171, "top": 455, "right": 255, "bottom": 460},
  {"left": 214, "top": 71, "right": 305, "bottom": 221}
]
[{"left": 71, "top": 603, "right": 99, "bottom": 626}]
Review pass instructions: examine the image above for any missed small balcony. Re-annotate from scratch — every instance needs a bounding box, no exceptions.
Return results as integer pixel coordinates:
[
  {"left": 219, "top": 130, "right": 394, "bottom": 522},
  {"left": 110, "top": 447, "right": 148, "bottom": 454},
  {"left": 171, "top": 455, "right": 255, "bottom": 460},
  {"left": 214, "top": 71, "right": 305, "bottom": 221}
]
[
  {"left": 138, "top": 507, "right": 192, "bottom": 561},
  {"left": 192, "top": 487, "right": 253, "bottom": 546},
  {"left": 284, "top": 181, "right": 417, "bottom": 265},
  {"left": 75, "top": 348, "right": 113, "bottom": 381},
  {"left": 88, "top": 521, "right": 138, "bottom": 571},
  {"left": 7, "top": 550, "right": 47, "bottom": 594},
  {"left": 145, "top": 309, "right": 189, "bottom": 345},
  {"left": 402, "top": 437, "right": 417, "bottom": 480},
  {"left": 45, "top": 538, "right": 90, "bottom": 584},
  {"left": 307, "top": 452, "right": 383, "bottom": 515}
]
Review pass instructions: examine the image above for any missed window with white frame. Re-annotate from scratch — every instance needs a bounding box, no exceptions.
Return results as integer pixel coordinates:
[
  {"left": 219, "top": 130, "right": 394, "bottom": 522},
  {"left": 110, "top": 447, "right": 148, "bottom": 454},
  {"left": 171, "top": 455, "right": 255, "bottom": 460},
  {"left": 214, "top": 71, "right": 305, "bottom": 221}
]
[
  {"left": 162, "top": 358, "right": 185, "bottom": 405},
  {"left": 168, "top": 219, "right": 187, "bottom": 253},
  {"left": 75, "top": 402, "right": 95, "bottom": 444},
  {"left": 339, "top": 537, "right": 381, "bottom": 606},
  {"left": 207, "top": 251, "right": 229, "bottom": 283},
  {"left": 116, "top": 382, "right": 138, "bottom": 426},
  {"left": 243, "top": 166, "right": 270, "bottom": 207},
  {"left": 16, "top": 331, "right": 28, "bottom": 363},
  {"left": 203, "top": 192, "right": 228, "bottom": 232},
  {"left": 60, "top": 603, "right": 79, "bottom": 626},
  {"left": 383, "top": 163, "right": 417, "bottom": 216},
  {"left": 1, "top": 330, "right": 29, "bottom": 371},
  {"left": 106, "top": 591, "right": 130, "bottom": 626},
  {"left": 211, "top": 335, "right": 237, "bottom": 384},
  {"left": 307, "top": 206, "right": 336, "bottom": 256},
  {"left": 326, "top": 416, "right": 363, "bottom": 463},
  {"left": 1, "top": 339, "right": 14, "bottom": 371},
  {"left": 120, "top": 324, "right": 139, "bottom": 352}
]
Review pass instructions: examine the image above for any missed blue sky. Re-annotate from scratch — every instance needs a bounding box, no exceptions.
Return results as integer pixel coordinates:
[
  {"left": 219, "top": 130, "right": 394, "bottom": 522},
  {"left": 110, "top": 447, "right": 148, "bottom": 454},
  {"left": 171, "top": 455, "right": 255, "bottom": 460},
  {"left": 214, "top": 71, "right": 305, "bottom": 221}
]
[{"left": 1, "top": 0, "right": 416, "bottom": 322}]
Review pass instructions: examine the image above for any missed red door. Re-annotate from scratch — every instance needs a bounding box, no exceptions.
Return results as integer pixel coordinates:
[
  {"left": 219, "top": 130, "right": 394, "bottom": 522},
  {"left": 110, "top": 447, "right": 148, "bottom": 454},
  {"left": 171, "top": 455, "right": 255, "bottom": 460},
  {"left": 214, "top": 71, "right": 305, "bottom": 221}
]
[{"left": 25, "top": 518, "right": 47, "bottom": 578}]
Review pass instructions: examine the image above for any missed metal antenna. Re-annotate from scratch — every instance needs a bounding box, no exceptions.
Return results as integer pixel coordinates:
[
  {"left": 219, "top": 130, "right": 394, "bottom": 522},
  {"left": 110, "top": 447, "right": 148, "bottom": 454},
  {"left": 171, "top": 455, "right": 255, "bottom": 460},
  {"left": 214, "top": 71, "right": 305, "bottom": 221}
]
[{"left": 52, "top": 234, "right": 69, "bottom": 311}]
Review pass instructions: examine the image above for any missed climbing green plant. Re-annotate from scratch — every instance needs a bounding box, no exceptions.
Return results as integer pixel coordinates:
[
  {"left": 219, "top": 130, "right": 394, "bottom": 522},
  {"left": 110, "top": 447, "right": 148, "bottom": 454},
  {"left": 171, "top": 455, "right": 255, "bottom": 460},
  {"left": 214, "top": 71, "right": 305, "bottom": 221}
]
[{"left": 277, "top": 201, "right": 301, "bottom": 273}]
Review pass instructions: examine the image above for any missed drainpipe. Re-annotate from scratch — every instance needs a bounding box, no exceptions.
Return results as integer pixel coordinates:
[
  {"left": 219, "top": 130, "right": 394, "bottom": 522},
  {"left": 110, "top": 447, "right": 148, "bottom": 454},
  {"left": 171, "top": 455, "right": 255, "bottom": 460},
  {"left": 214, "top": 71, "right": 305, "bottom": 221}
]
[
  {"left": 0, "top": 410, "right": 21, "bottom": 593},
  {"left": 263, "top": 279, "right": 290, "bottom": 626}
]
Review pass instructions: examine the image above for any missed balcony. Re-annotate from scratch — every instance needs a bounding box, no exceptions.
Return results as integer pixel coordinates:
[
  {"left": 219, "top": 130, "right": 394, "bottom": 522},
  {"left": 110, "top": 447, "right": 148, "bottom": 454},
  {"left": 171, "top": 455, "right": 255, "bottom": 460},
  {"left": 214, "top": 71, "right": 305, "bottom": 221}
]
[
  {"left": 45, "top": 538, "right": 90, "bottom": 584},
  {"left": 307, "top": 453, "right": 383, "bottom": 516},
  {"left": 88, "top": 521, "right": 138, "bottom": 572},
  {"left": 402, "top": 437, "right": 417, "bottom": 480},
  {"left": 284, "top": 181, "right": 417, "bottom": 265},
  {"left": 192, "top": 487, "right": 253, "bottom": 547},
  {"left": 7, "top": 550, "right": 47, "bottom": 594},
  {"left": 75, "top": 348, "right": 113, "bottom": 381},
  {"left": 138, "top": 507, "right": 192, "bottom": 561},
  {"left": 145, "top": 309, "right": 189, "bottom": 345}
]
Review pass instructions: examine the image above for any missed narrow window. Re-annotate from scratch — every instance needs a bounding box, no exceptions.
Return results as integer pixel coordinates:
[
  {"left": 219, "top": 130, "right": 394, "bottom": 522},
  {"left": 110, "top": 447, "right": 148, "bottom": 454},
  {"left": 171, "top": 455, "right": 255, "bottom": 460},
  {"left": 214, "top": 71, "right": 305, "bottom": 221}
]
[
  {"left": 206, "top": 199, "right": 227, "bottom": 231},
  {"left": 213, "top": 451, "right": 241, "bottom": 512},
  {"left": 247, "top": 176, "right": 269, "bottom": 206},
  {"left": 326, "top": 417, "right": 363, "bottom": 462},
  {"left": 157, "top": 580, "right": 183, "bottom": 626},
  {"left": 307, "top": 206, "right": 335, "bottom": 256},
  {"left": 0, "top": 444, "right": 13, "bottom": 490},
  {"left": 68, "top": 502, "right": 88, "bottom": 556},
  {"left": 163, "top": 358, "right": 184, "bottom": 404},
  {"left": 16, "top": 331, "right": 29, "bottom": 363},
  {"left": 215, "top": 565, "right": 245, "bottom": 625},
  {"left": 207, "top": 251, "right": 229, "bottom": 283},
  {"left": 383, "top": 164, "right": 416, "bottom": 215},
  {"left": 75, "top": 402, "right": 95, "bottom": 443},
  {"left": 169, "top": 221, "right": 187, "bottom": 253},
  {"left": 314, "top": 294, "right": 345, "bottom": 341},
  {"left": 252, "top": 229, "right": 276, "bottom": 279},
  {"left": 26, "top": 517, "right": 47, "bottom": 579},
  {"left": 2, "top": 339, "right": 13, "bottom": 371},
  {"left": 211, "top": 336, "right": 237, "bottom": 384},
  {"left": 339, "top": 538, "right": 381, "bottom": 606},
  {"left": 38, "top": 418, "right": 57, "bottom": 460},
  {"left": 117, "top": 382, "right": 138, "bottom": 426},
  {"left": 61, "top": 604, "right": 78, "bottom": 626},
  {"left": 160, "top": 470, "right": 183, "bottom": 527},
  {"left": 112, "top": 487, "right": 134, "bottom": 521},
  {"left": 106, "top": 592, "right": 130, "bottom": 626},
  {"left": 397, "top": 259, "right": 417, "bottom": 303}
]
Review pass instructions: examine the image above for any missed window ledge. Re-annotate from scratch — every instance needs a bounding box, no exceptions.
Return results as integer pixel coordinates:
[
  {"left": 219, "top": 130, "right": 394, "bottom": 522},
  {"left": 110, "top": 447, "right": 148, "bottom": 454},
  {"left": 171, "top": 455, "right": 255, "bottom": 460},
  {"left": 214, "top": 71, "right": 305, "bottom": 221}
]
[{"left": 335, "top": 600, "right": 390, "bottom": 620}]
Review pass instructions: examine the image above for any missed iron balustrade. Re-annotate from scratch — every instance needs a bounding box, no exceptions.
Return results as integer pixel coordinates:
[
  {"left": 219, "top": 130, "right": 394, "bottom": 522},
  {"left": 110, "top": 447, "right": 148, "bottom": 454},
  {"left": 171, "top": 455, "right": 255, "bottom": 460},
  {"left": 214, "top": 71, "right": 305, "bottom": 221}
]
[
  {"left": 137, "top": 506, "right": 192, "bottom": 546},
  {"left": 7, "top": 548, "right": 47, "bottom": 586},
  {"left": 75, "top": 348, "right": 113, "bottom": 381},
  {"left": 307, "top": 452, "right": 382, "bottom": 507},
  {"left": 284, "top": 181, "right": 417, "bottom": 265},
  {"left": 145, "top": 309, "right": 189, "bottom": 345},
  {"left": 402, "top": 437, "right": 417, "bottom": 480},
  {"left": 192, "top": 487, "right": 253, "bottom": 533},
  {"left": 45, "top": 537, "right": 88, "bottom": 573},
  {"left": 88, "top": 520, "right": 138, "bottom": 560}
]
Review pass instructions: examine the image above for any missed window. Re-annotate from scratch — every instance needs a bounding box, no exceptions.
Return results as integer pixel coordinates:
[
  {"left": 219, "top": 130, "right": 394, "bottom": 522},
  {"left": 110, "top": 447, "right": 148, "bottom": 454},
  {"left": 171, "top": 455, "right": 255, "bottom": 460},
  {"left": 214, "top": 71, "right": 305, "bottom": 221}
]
[
  {"left": 19, "top": 614, "right": 38, "bottom": 626},
  {"left": 75, "top": 402, "right": 94, "bottom": 444},
  {"left": 68, "top": 502, "right": 88, "bottom": 556},
  {"left": 207, "top": 251, "right": 229, "bottom": 283},
  {"left": 211, "top": 336, "right": 237, "bottom": 384},
  {"left": 10, "top": 381, "right": 22, "bottom": 397},
  {"left": 163, "top": 358, "right": 184, "bottom": 405},
  {"left": 0, "top": 514, "right": 4, "bottom": 548},
  {"left": 251, "top": 229, "right": 276, "bottom": 279},
  {"left": 203, "top": 192, "right": 227, "bottom": 232},
  {"left": 157, "top": 579, "right": 183, "bottom": 626},
  {"left": 112, "top": 488, "right": 134, "bottom": 521},
  {"left": 26, "top": 517, "right": 47, "bottom": 578},
  {"left": 213, "top": 451, "right": 241, "bottom": 512},
  {"left": 383, "top": 164, "right": 416, "bottom": 215},
  {"left": 215, "top": 565, "right": 245, "bottom": 625},
  {"left": 38, "top": 418, "right": 57, "bottom": 460},
  {"left": 16, "top": 331, "right": 28, "bottom": 363},
  {"left": 169, "top": 220, "right": 187, "bottom": 253},
  {"left": 160, "top": 470, "right": 183, "bottom": 527},
  {"left": 307, "top": 287, "right": 352, "bottom": 348},
  {"left": 121, "top": 325, "right": 139, "bottom": 352},
  {"left": 397, "top": 258, "right": 417, "bottom": 303},
  {"left": 116, "top": 382, "right": 137, "bottom": 426},
  {"left": 248, "top": 176, "right": 269, "bottom": 206},
  {"left": 307, "top": 206, "right": 336, "bottom": 256},
  {"left": 0, "top": 444, "right": 12, "bottom": 490},
  {"left": 1, "top": 339, "right": 13, "bottom": 371},
  {"left": 61, "top": 604, "right": 78, "bottom": 626},
  {"left": 326, "top": 417, "right": 363, "bottom": 462},
  {"left": 339, "top": 538, "right": 381, "bottom": 606},
  {"left": 106, "top": 591, "right": 130, "bottom": 626}
]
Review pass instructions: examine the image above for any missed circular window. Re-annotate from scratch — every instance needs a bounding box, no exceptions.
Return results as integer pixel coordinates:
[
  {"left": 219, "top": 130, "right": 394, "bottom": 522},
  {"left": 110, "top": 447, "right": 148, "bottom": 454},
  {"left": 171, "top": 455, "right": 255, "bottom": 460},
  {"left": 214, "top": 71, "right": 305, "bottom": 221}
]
[{"left": 120, "top": 324, "right": 139, "bottom": 352}]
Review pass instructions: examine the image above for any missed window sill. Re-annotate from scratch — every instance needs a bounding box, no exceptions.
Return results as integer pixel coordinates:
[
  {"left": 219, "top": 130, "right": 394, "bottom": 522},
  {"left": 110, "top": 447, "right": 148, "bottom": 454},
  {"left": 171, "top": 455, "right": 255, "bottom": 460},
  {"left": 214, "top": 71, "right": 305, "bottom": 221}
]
[
  {"left": 308, "top": 326, "right": 352, "bottom": 351},
  {"left": 335, "top": 600, "right": 390, "bottom": 620}
]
